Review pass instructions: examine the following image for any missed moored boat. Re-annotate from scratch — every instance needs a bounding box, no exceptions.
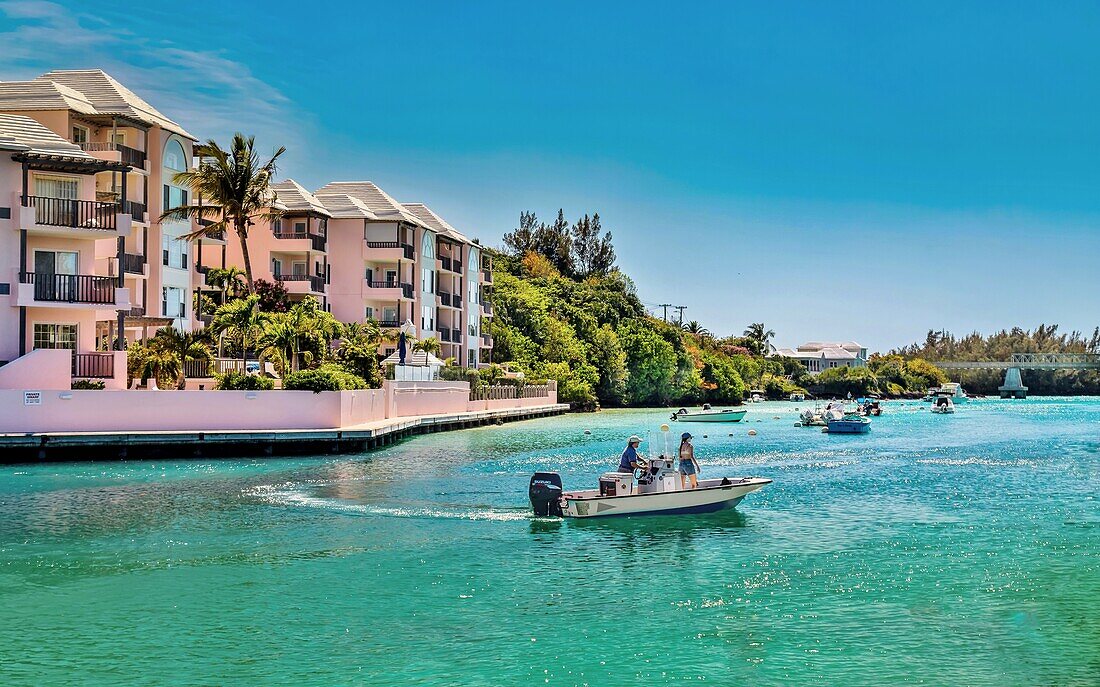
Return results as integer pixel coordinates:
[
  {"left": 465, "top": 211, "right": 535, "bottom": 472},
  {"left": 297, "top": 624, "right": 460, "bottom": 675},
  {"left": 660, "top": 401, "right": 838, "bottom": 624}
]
[
  {"left": 671, "top": 405, "right": 748, "bottom": 423},
  {"left": 930, "top": 394, "right": 955, "bottom": 414},
  {"left": 825, "top": 414, "right": 872, "bottom": 433}
]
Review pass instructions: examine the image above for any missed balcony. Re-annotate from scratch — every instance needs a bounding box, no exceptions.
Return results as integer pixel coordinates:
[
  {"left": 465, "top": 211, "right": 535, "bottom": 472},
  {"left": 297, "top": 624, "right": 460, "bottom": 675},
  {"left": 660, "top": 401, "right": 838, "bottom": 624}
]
[
  {"left": 481, "top": 333, "right": 493, "bottom": 347},
  {"left": 376, "top": 319, "right": 400, "bottom": 328},
  {"left": 481, "top": 269, "right": 493, "bottom": 283},
  {"left": 274, "top": 229, "right": 327, "bottom": 252},
  {"left": 274, "top": 273, "right": 325, "bottom": 294},
  {"left": 197, "top": 218, "right": 226, "bottom": 242},
  {"left": 365, "top": 279, "right": 404, "bottom": 301},
  {"left": 124, "top": 200, "right": 147, "bottom": 223},
  {"left": 72, "top": 352, "right": 114, "bottom": 379},
  {"left": 452, "top": 329, "right": 462, "bottom": 344},
  {"left": 127, "top": 306, "right": 145, "bottom": 317},
  {"left": 17, "top": 195, "right": 131, "bottom": 239},
  {"left": 122, "top": 253, "right": 146, "bottom": 275},
  {"left": 481, "top": 301, "right": 493, "bottom": 316},
  {"left": 438, "top": 256, "right": 463, "bottom": 274},
  {"left": 453, "top": 294, "right": 463, "bottom": 309},
  {"left": 17, "top": 272, "right": 128, "bottom": 309},
  {"left": 438, "top": 291, "right": 452, "bottom": 307},
  {"left": 401, "top": 283, "right": 414, "bottom": 299},
  {"left": 440, "top": 329, "right": 452, "bottom": 342},
  {"left": 78, "top": 141, "right": 147, "bottom": 169},
  {"left": 365, "top": 240, "right": 413, "bottom": 262}
]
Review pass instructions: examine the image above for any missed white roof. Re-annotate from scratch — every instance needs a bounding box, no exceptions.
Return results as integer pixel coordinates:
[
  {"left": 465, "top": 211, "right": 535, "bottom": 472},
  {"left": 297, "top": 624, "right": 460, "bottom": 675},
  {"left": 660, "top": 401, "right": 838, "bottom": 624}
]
[
  {"left": 774, "top": 345, "right": 857, "bottom": 360},
  {"left": 311, "top": 192, "right": 379, "bottom": 219},
  {"left": 0, "top": 79, "right": 98, "bottom": 115},
  {"left": 0, "top": 69, "right": 194, "bottom": 140},
  {"left": 315, "top": 181, "right": 429, "bottom": 228},
  {"left": 271, "top": 179, "right": 331, "bottom": 217},
  {"left": 380, "top": 349, "right": 445, "bottom": 366},
  {"left": 0, "top": 113, "right": 97, "bottom": 158},
  {"left": 799, "top": 341, "right": 864, "bottom": 353},
  {"left": 402, "top": 202, "right": 471, "bottom": 244}
]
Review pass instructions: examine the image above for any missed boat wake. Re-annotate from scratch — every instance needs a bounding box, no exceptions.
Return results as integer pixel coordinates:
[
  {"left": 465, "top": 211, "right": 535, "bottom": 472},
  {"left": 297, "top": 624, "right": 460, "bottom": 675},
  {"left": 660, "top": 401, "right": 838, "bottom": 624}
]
[{"left": 246, "top": 485, "right": 529, "bottom": 522}]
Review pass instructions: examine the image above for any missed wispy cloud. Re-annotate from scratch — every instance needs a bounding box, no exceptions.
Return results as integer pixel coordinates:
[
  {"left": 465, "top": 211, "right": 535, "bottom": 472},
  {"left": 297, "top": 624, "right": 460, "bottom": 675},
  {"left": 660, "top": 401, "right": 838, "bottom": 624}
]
[{"left": 0, "top": 0, "right": 302, "bottom": 159}]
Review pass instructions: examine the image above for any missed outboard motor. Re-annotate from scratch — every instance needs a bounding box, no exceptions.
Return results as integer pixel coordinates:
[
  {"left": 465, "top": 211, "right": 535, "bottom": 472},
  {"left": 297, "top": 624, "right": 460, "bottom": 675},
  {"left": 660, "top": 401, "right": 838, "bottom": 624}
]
[{"left": 529, "top": 472, "right": 564, "bottom": 517}]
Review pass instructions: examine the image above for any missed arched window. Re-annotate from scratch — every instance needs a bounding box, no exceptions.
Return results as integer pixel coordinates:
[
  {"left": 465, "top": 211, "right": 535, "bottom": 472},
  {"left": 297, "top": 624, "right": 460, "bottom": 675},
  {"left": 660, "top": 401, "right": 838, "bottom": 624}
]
[
  {"left": 163, "top": 139, "right": 186, "bottom": 172},
  {"left": 420, "top": 231, "right": 435, "bottom": 295}
]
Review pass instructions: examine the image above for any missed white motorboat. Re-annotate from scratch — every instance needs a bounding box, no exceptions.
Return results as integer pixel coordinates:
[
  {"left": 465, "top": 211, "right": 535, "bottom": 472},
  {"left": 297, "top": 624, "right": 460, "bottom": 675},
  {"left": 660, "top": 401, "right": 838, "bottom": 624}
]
[
  {"left": 670, "top": 405, "right": 748, "bottom": 423},
  {"left": 939, "top": 382, "right": 969, "bottom": 403},
  {"left": 529, "top": 457, "right": 771, "bottom": 518},
  {"left": 930, "top": 394, "right": 955, "bottom": 414}
]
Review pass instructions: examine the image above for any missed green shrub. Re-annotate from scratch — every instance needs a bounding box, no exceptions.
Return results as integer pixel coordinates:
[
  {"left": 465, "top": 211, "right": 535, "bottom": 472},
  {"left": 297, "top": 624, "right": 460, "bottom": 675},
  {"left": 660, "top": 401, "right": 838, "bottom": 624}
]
[
  {"left": 282, "top": 364, "right": 368, "bottom": 392},
  {"left": 71, "top": 379, "right": 106, "bottom": 390},
  {"left": 215, "top": 370, "right": 274, "bottom": 390}
]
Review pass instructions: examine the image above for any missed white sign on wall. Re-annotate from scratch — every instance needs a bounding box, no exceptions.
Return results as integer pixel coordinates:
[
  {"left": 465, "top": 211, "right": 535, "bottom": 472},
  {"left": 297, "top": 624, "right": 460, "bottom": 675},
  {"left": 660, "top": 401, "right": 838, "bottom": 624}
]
[{"left": 23, "top": 391, "right": 42, "bottom": 406}]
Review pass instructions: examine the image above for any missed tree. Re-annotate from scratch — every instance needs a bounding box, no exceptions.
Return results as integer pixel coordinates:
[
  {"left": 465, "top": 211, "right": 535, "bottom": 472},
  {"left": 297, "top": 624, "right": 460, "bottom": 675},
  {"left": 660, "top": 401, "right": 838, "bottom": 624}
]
[
  {"left": 502, "top": 210, "right": 538, "bottom": 255},
  {"left": 335, "top": 321, "right": 384, "bottom": 387},
  {"left": 617, "top": 319, "right": 678, "bottom": 405},
  {"left": 204, "top": 266, "right": 246, "bottom": 302},
  {"left": 160, "top": 133, "right": 286, "bottom": 293},
  {"left": 743, "top": 323, "right": 776, "bottom": 352},
  {"left": 151, "top": 326, "right": 213, "bottom": 389},
  {"left": 211, "top": 295, "right": 265, "bottom": 367},
  {"left": 571, "top": 212, "right": 616, "bottom": 278},
  {"left": 252, "top": 278, "right": 290, "bottom": 313},
  {"left": 589, "top": 324, "right": 628, "bottom": 404},
  {"left": 683, "top": 320, "right": 710, "bottom": 337},
  {"left": 413, "top": 336, "right": 442, "bottom": 357}
]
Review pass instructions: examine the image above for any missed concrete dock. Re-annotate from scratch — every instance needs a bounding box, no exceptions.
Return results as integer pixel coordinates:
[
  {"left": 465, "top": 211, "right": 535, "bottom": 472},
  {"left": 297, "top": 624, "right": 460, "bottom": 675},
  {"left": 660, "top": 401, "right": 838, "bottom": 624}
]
[{"left": 0, "top": 403, "right": 570, "bottom": 463}]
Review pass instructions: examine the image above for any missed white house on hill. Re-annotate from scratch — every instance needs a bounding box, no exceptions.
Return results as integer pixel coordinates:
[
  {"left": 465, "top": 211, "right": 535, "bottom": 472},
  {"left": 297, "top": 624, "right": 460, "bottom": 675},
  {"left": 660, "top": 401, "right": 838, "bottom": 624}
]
[{"left": 772, "top": 341, "right": 868, "bottom": 374}]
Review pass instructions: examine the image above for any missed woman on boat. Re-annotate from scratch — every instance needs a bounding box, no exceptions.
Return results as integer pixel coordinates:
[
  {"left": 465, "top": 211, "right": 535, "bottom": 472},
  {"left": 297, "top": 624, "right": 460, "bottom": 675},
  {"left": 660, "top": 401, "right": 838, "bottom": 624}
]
[
  {"left": 679, "top": 432, "right": 700, "bottom": 489},
  {"left": 618, "top": 435, "right": 646, "bottom": 474}
]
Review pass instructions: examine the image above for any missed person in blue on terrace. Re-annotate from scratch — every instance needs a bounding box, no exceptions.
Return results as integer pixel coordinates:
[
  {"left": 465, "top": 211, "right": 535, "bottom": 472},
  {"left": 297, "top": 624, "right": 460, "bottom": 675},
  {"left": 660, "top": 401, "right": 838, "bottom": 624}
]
[{"left": 618, "top": 435, "right": 646, "bottom": 473}]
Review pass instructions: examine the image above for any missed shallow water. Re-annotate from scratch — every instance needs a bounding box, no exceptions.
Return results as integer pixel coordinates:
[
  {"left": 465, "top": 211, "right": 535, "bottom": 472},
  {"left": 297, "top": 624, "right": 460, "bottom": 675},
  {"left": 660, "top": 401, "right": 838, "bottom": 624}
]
[{"left": 1, "top": 398, "right": 1097, "bottom": 685}]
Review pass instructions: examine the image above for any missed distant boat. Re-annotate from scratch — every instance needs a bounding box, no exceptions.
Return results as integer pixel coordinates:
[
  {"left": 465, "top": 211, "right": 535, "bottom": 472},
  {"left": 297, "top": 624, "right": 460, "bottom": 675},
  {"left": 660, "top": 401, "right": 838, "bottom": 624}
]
[
  {"left": 826, "top": 415, "right": 872, "bottom": 433},
  {"left": 939, "top": 382, "right": 969, "bottom": 403},
  {"left": 748, "top": 389, "right": 766, "bottom": 403},
  {"left": 671, "top": 405, "right": 748, "bottom": 423},
  {"left": 931, "top": 395, "right": 956, "bottom": 414},
  {"left": 790, "top": 393, "right": 805, "bottom": 402}
]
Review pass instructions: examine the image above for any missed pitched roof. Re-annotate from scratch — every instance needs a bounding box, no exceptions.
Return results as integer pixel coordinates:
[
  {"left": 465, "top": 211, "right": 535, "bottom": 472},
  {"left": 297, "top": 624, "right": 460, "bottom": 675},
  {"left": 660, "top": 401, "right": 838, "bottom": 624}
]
[
  {"left": 0, "top": 113, "right": 96, "bottom": 158},
  {"left": 314, "top": 181, "right": 429, "bottom": 228},
  {"left": 312, "top": 192, "right": 379, "bottom": 219},
  {"left": 380, "top": 349, "right": 445, "bottom": 366},
  {"left": 799, "top": 341, "right": 865, "bottom": 353},
  {"left": 30, "top": 69, "right": 194, "bottom": 140},
  {"left": 271, "top": 179, "right": 331, "bottom": 217},
  {"left": 0, "top": 79, "right": 98, "bottom": 115},
  {"left": 402, "top": 202, "right": 471, "bottom": 244}
]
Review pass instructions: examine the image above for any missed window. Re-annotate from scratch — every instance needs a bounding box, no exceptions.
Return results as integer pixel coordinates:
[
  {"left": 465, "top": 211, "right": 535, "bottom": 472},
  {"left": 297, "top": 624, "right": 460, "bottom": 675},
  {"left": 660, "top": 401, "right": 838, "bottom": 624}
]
[
  {"left": 272, "top": 258, "right": 282, "bottom": 277},
  {"left": 164, "top": 139, "right": 186, "bottom": 172},
  {"left": 33, "top": 323, "right": 77, "bottom": 350},
  {"left": 34, "top": 175, "right": 78, "bottom": 200},
  {"left": 292, "top": 262, "right": 307, "bottom": 276},
  {"left": 365, "top": 306, "right": 374, "bottom": 320},
  {"left": 71, "top": 126, "right": 88, "bottom": 144},
  {"left": 421, "top": 304, "right": 434, "bottom": 332},
  {"left": 163, "top": 234, "right": 187, "bottom": 269},
  {"left": 162, "top": 286, "right": 185, "bottom": 318},
  {"left": 385, "top": 269, "right": 397, "bottom": 285},
  {"left": 420, "top": 232, "right": 435, "bottom": 294},
  {"left": 383, "top": 306, "right": 398, "bottom": 323},
  {"left": 294, "top": 221, "right": 307, "bottom": 234},
  {"left": 110, "top": 132, "right": 125, "bottom": 146}
]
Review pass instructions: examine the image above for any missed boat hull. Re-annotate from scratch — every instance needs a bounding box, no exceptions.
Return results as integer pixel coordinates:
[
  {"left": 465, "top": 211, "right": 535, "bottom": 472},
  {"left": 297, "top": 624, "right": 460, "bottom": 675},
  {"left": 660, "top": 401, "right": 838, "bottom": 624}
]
[
  {"left": 562, "top": 478, "right": 770, "bottom": 518},
  {"left": 675, "top": 410, "right": 748, "bottom": 423},
  {"left": 826, "top": 420, "right": 871, "bottom": 433}
]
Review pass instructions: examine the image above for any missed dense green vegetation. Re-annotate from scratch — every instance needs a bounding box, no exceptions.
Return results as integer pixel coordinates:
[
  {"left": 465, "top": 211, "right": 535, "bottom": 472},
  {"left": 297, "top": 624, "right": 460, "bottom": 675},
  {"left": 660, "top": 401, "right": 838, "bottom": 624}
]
[
  {"left": 893, "top": 326, "right": 1100, "bottom": 395},
  {"left": 489, "top": 210, "right": 978, "bottom": 407}
]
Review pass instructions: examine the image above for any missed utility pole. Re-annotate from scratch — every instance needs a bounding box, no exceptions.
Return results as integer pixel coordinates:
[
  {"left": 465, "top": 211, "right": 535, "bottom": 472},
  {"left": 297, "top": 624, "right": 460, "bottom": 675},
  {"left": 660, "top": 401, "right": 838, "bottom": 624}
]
[
  {"left": 658, "top": 303, "right": 672, "bottom": 323},
  {"left": 673, "top": 305, "right": 687, "bottom": 327}
]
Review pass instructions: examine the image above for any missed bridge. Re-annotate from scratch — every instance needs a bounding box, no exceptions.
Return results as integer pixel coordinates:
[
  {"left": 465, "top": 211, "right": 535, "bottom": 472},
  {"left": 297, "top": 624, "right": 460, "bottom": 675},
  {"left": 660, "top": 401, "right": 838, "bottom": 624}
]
[{"left": 932, "top": 354, "right": 1100, "bottom": 398}]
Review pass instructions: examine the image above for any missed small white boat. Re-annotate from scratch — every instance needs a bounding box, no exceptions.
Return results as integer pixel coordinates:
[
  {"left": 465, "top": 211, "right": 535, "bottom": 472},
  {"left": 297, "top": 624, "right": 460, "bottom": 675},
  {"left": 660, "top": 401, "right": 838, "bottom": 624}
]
[
  {"left": 671, "top": 405, "right": 748, "bottom": 423},
  {"left": 939, "top": 382, "right": 968, "bottom": 403},
  {"left": 529, "top": 459, "right": 771, "bottom": 519},
  {"left": 790, "top": 393, "right": 805, "bottom": 402},
  {"left": 931, "top": 395, "right": 955, "bottom": 414}
]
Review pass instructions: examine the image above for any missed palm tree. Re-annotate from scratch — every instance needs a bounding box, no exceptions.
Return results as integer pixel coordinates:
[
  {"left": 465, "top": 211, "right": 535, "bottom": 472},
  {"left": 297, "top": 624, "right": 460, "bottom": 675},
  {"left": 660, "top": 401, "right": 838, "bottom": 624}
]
[
  {"left": 138, "top": 345, "right": 181, "bottom": 390},
  {"left": 744, "top": 322, "right": 776, "bottom": 351},
  {"left": 205, "top": 266, "right": 246, "bottom": 302},
  {"left": 335, "top": 321, "right": 382, "bottom": 383},
  {"left": 413, "top": 336, "right": 442, "bottom": 358},
  {"left": 257, "top": 317, "right": 309, "bottom": 376},
  {"left": 151, "top": 326, "right": 214, "bottom": 389},
  {"left": 211, "top": 295, "right": 265, "bottom": 368},
  {"left": 683, "top": 320, "right": 710, "bottom": 337},
  {"left": 159, "top": 134, "right": 286, "bottom": 293}
]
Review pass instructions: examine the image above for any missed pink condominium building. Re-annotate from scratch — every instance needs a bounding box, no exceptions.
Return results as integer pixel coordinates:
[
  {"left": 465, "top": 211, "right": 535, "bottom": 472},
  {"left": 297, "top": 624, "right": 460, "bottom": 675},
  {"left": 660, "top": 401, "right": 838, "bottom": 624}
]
[{"left": 0, "top": 67, "right": 494, "bottom": 387}]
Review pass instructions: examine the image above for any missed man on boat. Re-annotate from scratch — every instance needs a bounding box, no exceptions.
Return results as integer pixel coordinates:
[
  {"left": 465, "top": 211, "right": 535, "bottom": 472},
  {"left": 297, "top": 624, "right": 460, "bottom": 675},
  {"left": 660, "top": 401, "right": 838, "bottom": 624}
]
[{"left": 618, "top": 435, "right": 646, "bottom": 473}]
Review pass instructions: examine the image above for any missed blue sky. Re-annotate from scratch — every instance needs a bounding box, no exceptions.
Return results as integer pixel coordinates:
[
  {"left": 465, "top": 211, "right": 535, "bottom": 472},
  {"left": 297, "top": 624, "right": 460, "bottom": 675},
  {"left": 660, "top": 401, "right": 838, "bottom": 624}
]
[{"left": 2, "top": 1, "right": 1098, "bottom": 351}]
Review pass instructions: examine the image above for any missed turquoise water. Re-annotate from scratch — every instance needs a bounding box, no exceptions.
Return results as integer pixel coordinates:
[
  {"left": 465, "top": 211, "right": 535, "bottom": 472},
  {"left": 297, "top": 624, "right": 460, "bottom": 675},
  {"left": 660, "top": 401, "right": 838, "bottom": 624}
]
[{"left": 1, "top": 399, "right": 1097, "bottom": 685}]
